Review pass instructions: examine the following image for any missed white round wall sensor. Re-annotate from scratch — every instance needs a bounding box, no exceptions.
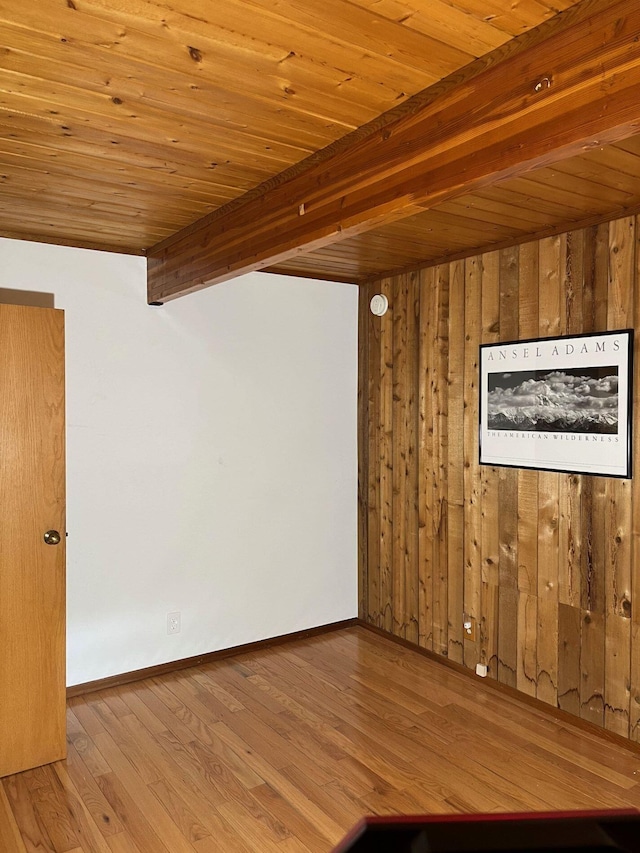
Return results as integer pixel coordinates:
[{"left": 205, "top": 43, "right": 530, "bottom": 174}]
[{"left": 370, "top": 294, "right": 389, "bottom": 316}]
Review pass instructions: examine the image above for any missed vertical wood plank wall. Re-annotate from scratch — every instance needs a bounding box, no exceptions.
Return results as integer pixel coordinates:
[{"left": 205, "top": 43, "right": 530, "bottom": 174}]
[{"left": 359, "top": 216, "right": 640, "bottom": 740}]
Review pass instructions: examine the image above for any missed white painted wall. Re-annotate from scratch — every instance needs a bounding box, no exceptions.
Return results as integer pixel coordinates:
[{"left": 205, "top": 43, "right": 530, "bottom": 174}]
[{"left": 0, "top": 238, "right": 358, "bottom": 685}]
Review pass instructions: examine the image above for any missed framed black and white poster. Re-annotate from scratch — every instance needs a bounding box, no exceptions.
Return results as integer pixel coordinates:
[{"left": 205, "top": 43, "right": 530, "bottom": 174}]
[{"left": 479, "top": 329, "right": 633, "bottom": 478}]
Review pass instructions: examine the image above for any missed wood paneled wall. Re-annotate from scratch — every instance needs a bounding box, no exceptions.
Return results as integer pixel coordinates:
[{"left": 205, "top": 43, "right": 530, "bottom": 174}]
[{"left": 358, "top": 216, "right": 640, "bottom": 740}]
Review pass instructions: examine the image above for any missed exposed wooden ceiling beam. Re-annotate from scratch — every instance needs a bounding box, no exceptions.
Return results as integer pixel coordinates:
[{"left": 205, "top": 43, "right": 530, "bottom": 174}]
[{"left": 147, "top": 0, "right": 640, "bottom": 303}]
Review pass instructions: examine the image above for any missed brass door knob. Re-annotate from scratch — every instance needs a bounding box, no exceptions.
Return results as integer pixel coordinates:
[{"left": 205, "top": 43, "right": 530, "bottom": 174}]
[{"left": 44, "top": 530, "right": 61, "bottom": 546}]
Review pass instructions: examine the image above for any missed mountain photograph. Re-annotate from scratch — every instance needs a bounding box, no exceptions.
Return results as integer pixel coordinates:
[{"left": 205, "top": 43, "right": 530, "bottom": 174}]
[{"left": 487, "top": 366, "right": 619, "bottom": 434}]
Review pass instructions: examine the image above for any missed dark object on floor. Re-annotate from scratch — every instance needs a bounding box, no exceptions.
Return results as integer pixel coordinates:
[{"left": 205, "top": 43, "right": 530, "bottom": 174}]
[{"left": 333, "top": 810, "right": 640, "bottom": 852}]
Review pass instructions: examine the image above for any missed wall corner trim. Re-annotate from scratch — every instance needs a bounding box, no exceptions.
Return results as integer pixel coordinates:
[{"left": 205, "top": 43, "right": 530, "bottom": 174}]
[
  {"left": 356, "top": 620, "right": 640, "bottom": 754},
  {"left": 67, "top": 618, "right": 358, "bottom": 698}
]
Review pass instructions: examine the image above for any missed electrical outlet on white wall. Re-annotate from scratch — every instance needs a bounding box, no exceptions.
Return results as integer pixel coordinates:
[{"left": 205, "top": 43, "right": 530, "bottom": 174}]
[{"left": 167, "top": 611, "right": 181, "bottom": 635}]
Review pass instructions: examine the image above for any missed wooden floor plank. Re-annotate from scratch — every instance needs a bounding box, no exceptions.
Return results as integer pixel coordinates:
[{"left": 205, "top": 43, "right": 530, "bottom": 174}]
[
  {"left": 28, "top": 764, "right": 82, "bottom": 853},
  {"left": 63, "top": 743, "right": 124, "bottom": 837},
  {"left": 106, "top": 834, "right": 144, "bottom": 853},
  {"left": 51, "top": 764, "right": 113, "bottom": 853},
  {"left": 4, "top": 627, "right": 640, "bottom": 852},
  {"left": 0, "top": 782, "right": 28, "bottom": 853},
  {"left": 146, "top": 778, "right": 210, "bottom": 845},
  {"left": 251, "top": 782, "right": 332, "bottom": 852},
  {"left": 93, "top": 772, "right": 172, "bottom": 853}
]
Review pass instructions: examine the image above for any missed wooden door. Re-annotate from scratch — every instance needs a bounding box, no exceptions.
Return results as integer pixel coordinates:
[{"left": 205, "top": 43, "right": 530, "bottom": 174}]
[{"left": 0, "top": 304, "right": 66, "bottom": 778}]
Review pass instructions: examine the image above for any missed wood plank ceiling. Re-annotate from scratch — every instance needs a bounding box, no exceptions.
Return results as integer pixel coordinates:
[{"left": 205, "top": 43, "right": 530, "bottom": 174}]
[
  {"left": 272, "top": 137, "right": 640, "bottom": 283},
  {"left": 2, "top": 0, "right": 638, "bottom": 291}
]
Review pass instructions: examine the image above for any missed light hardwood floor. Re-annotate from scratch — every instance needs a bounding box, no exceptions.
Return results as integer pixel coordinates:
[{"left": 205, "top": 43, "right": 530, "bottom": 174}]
[{"left": 2, "top": 626, "right": 640, "bottom": 852}]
